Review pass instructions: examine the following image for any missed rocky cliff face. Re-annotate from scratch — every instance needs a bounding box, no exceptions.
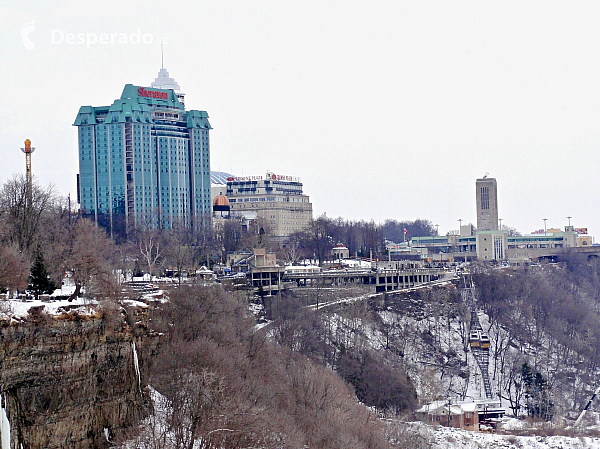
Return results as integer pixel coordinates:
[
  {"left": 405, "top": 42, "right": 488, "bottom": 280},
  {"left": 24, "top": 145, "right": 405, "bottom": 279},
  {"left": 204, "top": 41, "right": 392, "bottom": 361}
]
[{"left": 0, "top": 303, "right": 155, "bottom": 449}]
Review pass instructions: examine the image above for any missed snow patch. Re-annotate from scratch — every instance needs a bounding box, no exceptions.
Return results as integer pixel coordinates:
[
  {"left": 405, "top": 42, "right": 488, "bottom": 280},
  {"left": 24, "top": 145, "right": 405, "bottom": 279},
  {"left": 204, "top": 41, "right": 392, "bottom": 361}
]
[
  {"left": 0, "top": 297, "right": 97, "bottom": 320},
  {"left": 0, "top": 394, "right": 10, "bottom": 449},
  {"left": 132, "top": 342, "right": 141, "bottom": 392}
]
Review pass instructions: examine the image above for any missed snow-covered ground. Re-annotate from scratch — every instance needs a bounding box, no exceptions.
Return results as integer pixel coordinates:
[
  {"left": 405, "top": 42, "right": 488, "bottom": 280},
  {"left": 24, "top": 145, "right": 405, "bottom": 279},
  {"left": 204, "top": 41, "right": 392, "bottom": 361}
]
[
  {"left": 0, "top": 281, "right": 157, "bottom": 322},
  {"left": 404, "top": 420, "right": 600, "bottom": 448}
]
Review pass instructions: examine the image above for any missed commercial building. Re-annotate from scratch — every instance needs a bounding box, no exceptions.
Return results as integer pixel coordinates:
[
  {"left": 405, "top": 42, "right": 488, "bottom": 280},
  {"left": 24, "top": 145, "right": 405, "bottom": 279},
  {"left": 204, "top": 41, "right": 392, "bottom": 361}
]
[
  {"left": 410, "top": 176, "right": 595, "bottom": 263},
  {"left": 225, "top": 172, "right": 312, "bottom": 238},
  {"left": 74, "top": 68, "right": 211, "bottom": 236}
]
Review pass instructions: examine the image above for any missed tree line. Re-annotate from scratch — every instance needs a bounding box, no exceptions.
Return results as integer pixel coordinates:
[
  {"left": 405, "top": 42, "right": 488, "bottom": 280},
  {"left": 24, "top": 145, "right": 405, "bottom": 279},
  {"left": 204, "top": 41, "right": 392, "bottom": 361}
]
[
  {"left": 0, "top": 175, "right": 438, "bottom": 297},
  {"left": 283, "top": 216, "right": 436, "bottom": 265},
  {"left": 0, "top": 176, "right": 212, "bottom": 297}
]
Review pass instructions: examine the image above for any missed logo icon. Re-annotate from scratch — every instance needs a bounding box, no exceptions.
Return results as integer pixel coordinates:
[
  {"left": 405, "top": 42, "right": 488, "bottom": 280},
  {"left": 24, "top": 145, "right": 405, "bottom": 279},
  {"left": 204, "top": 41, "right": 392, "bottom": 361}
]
[{"left": 21, "top": 20, "right": 36, "bottom": 50}]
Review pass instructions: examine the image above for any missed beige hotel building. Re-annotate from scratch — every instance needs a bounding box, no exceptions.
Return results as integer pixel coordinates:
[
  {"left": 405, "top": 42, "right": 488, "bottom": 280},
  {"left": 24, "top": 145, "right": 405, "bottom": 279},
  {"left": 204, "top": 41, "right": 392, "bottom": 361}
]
[{"left": 225, "top": 172, "right": 313, "bottom": 238}]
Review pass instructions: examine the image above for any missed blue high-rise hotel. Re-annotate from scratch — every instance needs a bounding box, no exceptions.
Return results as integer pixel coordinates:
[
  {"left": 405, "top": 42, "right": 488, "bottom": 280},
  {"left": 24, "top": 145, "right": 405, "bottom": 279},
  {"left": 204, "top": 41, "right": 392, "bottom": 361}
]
[{"left": 74, "top": 69, "right": 211, "bottom": 236}]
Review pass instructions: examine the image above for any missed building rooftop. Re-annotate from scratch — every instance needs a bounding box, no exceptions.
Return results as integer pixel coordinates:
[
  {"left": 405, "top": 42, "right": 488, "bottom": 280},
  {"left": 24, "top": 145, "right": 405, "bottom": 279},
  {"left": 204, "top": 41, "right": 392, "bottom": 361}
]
[
  {"left": 213, "top": 194, "right": 230, "bottom": 207},
  {"left": 211, "top": 171, "right": 235, "bottom": 185},
  {"left": 151, "top": 67, "right": 182, "bottom": 92}
]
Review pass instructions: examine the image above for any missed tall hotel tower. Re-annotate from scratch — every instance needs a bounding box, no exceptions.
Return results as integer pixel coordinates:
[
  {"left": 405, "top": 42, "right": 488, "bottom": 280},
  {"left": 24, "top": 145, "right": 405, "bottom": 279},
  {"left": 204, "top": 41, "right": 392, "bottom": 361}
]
[
  {"left": 476, "top": 176, "right": 499, "bottom": 231},
  {"left": 74, "top": 69, "right": 211, "bottom": 236}
]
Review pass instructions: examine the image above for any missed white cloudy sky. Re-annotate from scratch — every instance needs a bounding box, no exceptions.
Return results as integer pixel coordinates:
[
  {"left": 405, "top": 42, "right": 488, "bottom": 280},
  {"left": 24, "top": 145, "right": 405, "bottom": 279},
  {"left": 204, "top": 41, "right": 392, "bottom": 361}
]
[{"left": 1, "top": 1, "right": 600, "bottom": 238}]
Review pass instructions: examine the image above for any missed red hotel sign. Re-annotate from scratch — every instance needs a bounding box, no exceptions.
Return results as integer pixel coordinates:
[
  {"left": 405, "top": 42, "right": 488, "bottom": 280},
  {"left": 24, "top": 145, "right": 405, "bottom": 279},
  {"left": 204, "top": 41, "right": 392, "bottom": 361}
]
[{"left": 138, "top": 87, "right": 168, "bottom": 99}]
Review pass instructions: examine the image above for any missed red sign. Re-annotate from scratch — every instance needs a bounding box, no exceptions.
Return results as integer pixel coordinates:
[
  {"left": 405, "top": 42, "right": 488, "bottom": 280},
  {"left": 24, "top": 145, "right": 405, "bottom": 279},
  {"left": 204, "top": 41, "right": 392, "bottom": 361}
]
[
  {"left": 138, "top": 87, "right": 169, "bottom": 100},
  {"left": 231, "top": 176, "right": 263, "bottom": 182},
  {"left": 270, "top": 174, "right": 299, "bottom": 182}
]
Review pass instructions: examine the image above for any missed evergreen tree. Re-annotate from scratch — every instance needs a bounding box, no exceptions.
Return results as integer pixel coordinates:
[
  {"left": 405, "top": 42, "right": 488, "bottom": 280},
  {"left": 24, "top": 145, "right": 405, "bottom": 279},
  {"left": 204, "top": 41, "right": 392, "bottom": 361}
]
[
  {"left": 521, "top": 363, "right": 534, "bottom": 389},
  {"left": 521, "top": 363, "right": 553, "bottom": 420},
  {"left": 28, "top": 251, "right": 56, "bottom": 296}
]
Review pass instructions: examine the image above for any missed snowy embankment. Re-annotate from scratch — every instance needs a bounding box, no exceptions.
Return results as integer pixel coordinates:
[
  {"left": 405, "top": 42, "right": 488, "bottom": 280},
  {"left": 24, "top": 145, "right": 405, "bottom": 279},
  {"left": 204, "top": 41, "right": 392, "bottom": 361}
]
[
  {"left": 405, "top": 420, "right": 600, "bottom": 448},
  {"left": 0, "top": 284, "right": 155, "bottom": 323}
]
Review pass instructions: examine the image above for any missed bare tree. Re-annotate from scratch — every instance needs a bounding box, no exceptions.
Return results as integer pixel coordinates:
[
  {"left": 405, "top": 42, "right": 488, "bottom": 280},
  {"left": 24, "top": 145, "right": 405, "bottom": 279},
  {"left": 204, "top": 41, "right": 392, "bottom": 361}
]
[
  {"left": 164, "top": 224, "right": 194, "bottom": 284},
  {"left": 138, "top": 228, "right": 164, "bottom": 279},
  {"left": 0, "top": 175, "right": 55, "bottom": 253},
  {"left": 169, "top": 368, "right": 225, "bottom": 449},
  {"left": 62, "top": 218, "right": 116, "bottom": 300},
  {"left": 0, "top": 245, "right": 28, "bottom": 296}
]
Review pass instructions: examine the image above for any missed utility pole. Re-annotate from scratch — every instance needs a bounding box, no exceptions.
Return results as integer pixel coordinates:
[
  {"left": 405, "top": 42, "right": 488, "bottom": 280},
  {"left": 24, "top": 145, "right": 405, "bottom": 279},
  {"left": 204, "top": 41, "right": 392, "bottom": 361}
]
[{"left": 68, "top": 193, "right": 72, "bottom": 225}]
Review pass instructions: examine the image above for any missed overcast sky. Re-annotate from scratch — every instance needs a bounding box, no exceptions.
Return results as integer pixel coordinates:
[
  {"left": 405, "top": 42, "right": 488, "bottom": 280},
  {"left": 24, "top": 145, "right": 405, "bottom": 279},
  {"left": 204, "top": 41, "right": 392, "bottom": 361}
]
[{"left": 2, "top": 1, "right": 600, "bottom": 239}]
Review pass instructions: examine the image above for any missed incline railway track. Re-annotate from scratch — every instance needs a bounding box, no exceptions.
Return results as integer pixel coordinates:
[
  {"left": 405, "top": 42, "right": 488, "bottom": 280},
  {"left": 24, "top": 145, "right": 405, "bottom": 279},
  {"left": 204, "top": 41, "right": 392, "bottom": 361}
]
[{"left": 462, "top": 276, "right": 493, "bottom": 399}]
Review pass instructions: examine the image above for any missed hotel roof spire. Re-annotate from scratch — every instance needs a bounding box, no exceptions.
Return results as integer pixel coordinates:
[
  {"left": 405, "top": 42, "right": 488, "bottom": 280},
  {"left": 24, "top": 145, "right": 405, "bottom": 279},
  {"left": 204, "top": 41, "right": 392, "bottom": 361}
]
[{"left": 151, "top": 51, "right": 186, "bottom": 105}]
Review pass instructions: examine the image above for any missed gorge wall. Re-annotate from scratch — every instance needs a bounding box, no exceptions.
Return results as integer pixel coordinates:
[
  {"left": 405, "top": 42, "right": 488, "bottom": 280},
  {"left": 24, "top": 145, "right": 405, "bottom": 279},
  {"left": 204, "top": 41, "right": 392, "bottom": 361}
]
[{"left": 0, "top": 303, "right": 155, "bottom": 449}]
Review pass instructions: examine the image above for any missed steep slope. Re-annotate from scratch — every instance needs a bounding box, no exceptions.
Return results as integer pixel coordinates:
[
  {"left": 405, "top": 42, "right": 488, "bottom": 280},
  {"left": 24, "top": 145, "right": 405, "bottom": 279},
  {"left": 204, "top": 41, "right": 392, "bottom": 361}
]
[{"left": 0, "top": 301, "right": 155, "bottom": 449}]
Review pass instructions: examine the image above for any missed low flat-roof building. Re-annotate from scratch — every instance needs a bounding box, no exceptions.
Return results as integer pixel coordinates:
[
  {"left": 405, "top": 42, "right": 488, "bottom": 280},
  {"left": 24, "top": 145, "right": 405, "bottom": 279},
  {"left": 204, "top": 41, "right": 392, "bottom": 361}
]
[{"left": 417, "top": 400, "right": 504, "bottom": 431}]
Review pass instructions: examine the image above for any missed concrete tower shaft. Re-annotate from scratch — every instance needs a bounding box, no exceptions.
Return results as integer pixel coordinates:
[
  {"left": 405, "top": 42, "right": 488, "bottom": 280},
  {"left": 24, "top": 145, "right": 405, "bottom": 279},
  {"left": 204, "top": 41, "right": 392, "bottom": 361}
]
[{"left": 476, "top": 177, "right": 498, "bottom": 231}]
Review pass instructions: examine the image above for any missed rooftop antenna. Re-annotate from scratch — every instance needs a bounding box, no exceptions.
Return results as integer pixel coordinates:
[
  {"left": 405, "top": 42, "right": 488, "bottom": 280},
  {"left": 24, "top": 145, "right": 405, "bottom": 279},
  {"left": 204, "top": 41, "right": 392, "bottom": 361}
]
[
  {"left": 161, "top": 42, "right": 164, "bottom": 69},
  {"left": 483, "top": 172, "right": 489, "bottom": 178}
]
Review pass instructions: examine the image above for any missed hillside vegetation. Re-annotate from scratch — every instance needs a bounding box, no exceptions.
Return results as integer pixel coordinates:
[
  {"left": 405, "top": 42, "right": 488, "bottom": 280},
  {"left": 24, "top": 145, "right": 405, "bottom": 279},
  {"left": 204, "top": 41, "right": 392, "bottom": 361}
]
[{"left": 120, "top": 285, "right": 423, "bottom": 449}]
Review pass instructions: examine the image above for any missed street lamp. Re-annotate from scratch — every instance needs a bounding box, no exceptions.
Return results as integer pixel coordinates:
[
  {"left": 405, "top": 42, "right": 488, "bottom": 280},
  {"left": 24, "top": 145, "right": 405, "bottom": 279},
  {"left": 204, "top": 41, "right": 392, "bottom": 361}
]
[
  {"left": 458, "top": 218, "right": 463, "bottom": 235},
  {"left": 543, "top": 218, "right": 548, "bottom": 236},
  {"left": 435, "top": 224, "right": 439, "bottom": 236}
]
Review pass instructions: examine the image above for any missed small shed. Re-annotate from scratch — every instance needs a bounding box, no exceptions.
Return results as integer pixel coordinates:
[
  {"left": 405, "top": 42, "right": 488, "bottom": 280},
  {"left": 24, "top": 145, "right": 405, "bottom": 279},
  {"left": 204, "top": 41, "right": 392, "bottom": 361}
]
[{"left": 417, "top": 401, "right": 480, "bottom": 431}]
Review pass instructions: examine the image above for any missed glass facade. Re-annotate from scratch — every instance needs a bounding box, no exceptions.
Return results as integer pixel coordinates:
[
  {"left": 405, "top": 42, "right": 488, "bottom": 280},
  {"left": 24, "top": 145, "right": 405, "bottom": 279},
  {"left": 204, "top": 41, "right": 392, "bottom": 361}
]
[{"left": 74, "top": 84, "right": 211, "bottom": 236}]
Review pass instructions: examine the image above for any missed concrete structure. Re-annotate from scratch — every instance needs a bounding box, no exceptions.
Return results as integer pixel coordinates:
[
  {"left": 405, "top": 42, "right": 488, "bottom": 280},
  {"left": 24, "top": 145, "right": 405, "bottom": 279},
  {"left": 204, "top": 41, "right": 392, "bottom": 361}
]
[
  {"left": 284, "top": 265, "right": 321, "bottom": 275},
  {"left": 410, "top": 176, "right": 597, "bottom": 262},
  {"left": 74, "top": 69, "right": 211, "bottom": 236},
  {"left": 226, "top": 172, "right": 312, "bottom": 238},
  {"left": 283, "top": 265, "right": 444, "bottom": 292},
  {"left": 474, "top": 176, "right": 507, "bottom": 260},
  {"left": 412, "top": 230, "right": 592, "bottom": 263},
  {"left": 476, "top": 231, "right": 508, "bottom": 261},
  {"left": 331, "top": 243, "right": 350, "bottom": 260},
  {"left": 386, "top": 241, "right": 423, "bottom": 259},
  {"left": 476, "top": 177, "right": 499, "bottom": 231},
  {"left": 248, "top": 248, "right": 285, "bottom": 295}
]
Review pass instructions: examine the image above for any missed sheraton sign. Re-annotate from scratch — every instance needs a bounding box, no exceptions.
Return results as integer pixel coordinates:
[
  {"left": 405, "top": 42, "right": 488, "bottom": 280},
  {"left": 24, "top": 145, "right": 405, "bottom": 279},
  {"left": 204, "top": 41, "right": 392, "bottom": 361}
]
[{"left": 138, "top": 87, "right": 169, "bottom": 100}]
